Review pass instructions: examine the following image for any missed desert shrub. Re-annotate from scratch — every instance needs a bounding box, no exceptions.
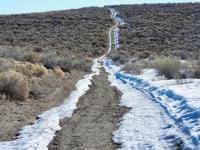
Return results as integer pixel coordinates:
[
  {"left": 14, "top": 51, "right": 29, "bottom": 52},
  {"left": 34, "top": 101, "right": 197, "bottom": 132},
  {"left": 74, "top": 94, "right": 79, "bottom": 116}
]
[
  {"left": 0, "top": 58, "right": 13, "bottom": 72},
  {"left": 154, "top": 57, "right": 180, "bottom": 79},
  {"left": 71, "top": 59, "right": 91, "bottom": 72},
  {"left": 190, "top": 61, "right": 200, "bottom": 78},
  {"left": 179, "top": 62, "right": 190, "bottom": 79},
  {"left": 0, "top": 47, "right": 25, "bottom": 61},
  {"left": 124, "top": 61, "right": 148, "bottom": 74},
  {"left": 137, "top": 51, "right": 151, "bottom": 59},
  {"left": 0, "top": 71, "right": 29, "bottom": 100},
  {"left": 29, "top": 77, "right": 41, "bottom": 99},
  {"left": 110, "top": 53, "right": 126, "bottom": 64},
  {"left": 81, "top": 62, "right": 92, "bottom": 72},
  {"left": 58, "top": 59, "right": 72, "bottom": 73},
  {"left": 12, "top": 62, "right": 33, "bottom": 77},
  {"left": 118, "top": 56, "right": 126, "bottom": 64},
  {"left": 40, "top": 53, "right": 56, "bottom": 69},
  {"left": 0, "top": 47, "right": 40, "bottom": 64},
  {"left": 53, "top": 67, "right": 65, "bottom": 78},
  {"left": 40, "top": 53, "right": 71, "bottom": 72},
  {"left": 33, "top": 47, "right": 43, "bottom": 53},
  {"left": 24, "top": 51, "right": 40, "bottom": 63},
  {"left": 111, "top": 53, "right": 121, "bottom": 62},
  {"left": 32, "top": 64, "right": 48, "bottom": 77}
]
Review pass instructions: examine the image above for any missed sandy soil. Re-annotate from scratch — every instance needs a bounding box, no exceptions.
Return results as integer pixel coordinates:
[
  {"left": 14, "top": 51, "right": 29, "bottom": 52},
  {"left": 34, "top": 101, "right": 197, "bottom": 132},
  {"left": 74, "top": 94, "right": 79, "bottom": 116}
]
[
  {"left": 0, "top": 70, "right": 84, "bottom": 141},
  {"left": 49, "top": 70, "right": 126, "bottom": 150}
]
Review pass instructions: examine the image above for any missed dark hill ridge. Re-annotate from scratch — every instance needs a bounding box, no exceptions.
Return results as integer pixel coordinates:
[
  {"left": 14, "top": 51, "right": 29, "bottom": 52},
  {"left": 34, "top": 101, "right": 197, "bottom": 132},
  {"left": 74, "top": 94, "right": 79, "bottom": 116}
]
[
  {"left": 0, "top": 7, "right": 112, "bottom": 57},
  {"left": 112, "top": 3, "right": 200, "bottom": 60}
]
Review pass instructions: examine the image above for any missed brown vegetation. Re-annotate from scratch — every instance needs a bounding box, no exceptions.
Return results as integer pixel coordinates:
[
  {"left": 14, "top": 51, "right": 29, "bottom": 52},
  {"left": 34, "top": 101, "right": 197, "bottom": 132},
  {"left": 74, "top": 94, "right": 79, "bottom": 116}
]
[
  {"left": 0, "top": 7, "right": 112, "bottom": 58},
  {"left": 0, "top": 71, "right": 29, "bottom": 100},
  {"left": 112, "top": 3, "right": 200, "bottom": 60},
  {"left": 124, "top": 60, "right": 149, "bottom": 74},
  {"left": 0, "top": 7, "right": 113, "bottom": 102},
  {"left": 154, "top": 57, "right": 180, "bottom": 79}
]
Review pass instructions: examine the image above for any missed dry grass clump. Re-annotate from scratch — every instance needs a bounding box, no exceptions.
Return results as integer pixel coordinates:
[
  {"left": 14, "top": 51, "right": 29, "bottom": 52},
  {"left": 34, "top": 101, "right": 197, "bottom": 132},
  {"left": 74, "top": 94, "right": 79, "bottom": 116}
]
[
  {"left": 40, "top": 53, "right": 72, "bottom": 72},
  {"left": 53, "top": 67, "right": 65, "bottom": 78},
  {"left": 169, "top": 60, "right": 200, "bottom": 79},
  {"left": 154, "top": 57, "right": 180, "bottom": 79},
  {"left": 24, "top": 51, "right": 40, "bottom": 64},
  {"left": 13, "top": 61, "right": 48, "bottom": 78},
  {"left": 0, "top": 58, "right": 13, "bottom": 72},
  {"left": 71, "top": 59, "right": 91, "bottom": 72},
  {"left": 136, "top": 51, "right": 151, "bottom": 59},
  {"left": 0, "top": 71, "right": 29, "bottom": 100},
  {"left": 29, "top": 77, "right": 41, "bottom": 99},
  {"left": 31, "top": 64, "right": 48, "bottom": 77},
  {"left": 124, "top": 60, "right": 149, "bottom": 74},
  {"left": 110, "top": 53, "right": 126, "bottom": 64},
  {"left": 189, "top": 61, "right": 200, "bottom": 78}
]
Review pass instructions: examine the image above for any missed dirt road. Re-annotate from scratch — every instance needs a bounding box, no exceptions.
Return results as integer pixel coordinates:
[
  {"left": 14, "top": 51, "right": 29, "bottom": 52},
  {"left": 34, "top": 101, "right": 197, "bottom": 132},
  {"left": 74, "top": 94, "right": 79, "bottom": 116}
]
[{"left": 49, "top": 70, "right": 126, "bottom": 150}]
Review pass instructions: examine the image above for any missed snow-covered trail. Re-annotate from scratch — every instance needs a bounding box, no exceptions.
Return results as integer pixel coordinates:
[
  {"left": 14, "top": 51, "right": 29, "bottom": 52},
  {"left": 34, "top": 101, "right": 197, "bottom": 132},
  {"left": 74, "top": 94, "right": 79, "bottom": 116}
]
[
  {"left": 105, "top": 63, "right": 187, "bottom": 150},
  {"left": 99, "top": 8, "right": 120, "bottom": 59},
  {"left": 111, "top": 79, "right": 183, "bottom": 150},
  {"left": 109, "top": 66, "right": 200, "bottom": 149},
  {"left": 0, "top": 8, "right": 120, "bottom": 150},
  {"left": 104, "top": 8, "right": 196, "bottom": 150}
]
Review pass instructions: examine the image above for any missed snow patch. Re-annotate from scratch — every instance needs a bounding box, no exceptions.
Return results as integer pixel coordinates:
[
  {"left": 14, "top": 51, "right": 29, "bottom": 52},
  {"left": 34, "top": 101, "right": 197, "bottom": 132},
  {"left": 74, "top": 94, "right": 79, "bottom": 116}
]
[
  {"left": 109, "top": 8, "right": 125, "bottom": 50},
  {"left": 104, "top": 59, "right": 200, "bottom": 149},
  {"left": 105, "top": 59, "right": 187, "bottom": 150}
]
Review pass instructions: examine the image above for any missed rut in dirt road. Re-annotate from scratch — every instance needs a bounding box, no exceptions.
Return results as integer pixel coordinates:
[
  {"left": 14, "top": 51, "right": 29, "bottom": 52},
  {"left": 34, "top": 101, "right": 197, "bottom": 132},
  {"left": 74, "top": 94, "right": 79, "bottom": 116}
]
[{"left": 49, "top": 70, "right": 126, "bottom": 150}]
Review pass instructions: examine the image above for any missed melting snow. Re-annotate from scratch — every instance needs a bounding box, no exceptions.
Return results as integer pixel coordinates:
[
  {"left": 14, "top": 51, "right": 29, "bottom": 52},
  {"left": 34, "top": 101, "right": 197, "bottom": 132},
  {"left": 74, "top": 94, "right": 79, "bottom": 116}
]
[
  {"left": 104, "top": 59, "right": 187, "bottom": 150},
  {"left": 104, "top": 59, "right": 200, "bottom": 149},
  {"left": 136, "top": 69, "right": 200, "bottom": 110}
]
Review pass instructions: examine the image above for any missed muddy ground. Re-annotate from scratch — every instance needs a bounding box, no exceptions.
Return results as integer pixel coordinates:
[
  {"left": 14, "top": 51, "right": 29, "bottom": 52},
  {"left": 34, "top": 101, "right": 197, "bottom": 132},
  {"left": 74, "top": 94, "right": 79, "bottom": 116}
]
[
  {"left": 0, "top": 71, "right": 84, "bottom": 141},
  {"left": 49, "top": 70, "right": 126, "bottom": 150}
]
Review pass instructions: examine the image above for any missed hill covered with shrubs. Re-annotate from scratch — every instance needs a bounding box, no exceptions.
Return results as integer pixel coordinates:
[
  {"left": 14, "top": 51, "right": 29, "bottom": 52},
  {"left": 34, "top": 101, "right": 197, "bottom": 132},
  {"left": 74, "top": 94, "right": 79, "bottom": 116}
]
[
  {"left": 113, "top": 3, "right": 200, "bottom": 60},
  {"left": 0, "top": 7, "right": 112, "bottom": 57}
]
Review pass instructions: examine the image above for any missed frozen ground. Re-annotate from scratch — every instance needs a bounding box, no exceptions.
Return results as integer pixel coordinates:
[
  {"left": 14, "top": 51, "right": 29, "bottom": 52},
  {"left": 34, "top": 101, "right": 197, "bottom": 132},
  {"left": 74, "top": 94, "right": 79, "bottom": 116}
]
[
  {"left": 104, "top": 60, "right": 192, "bottom": 149},
  {"left": 137, "top": 69, "right": 200, "bottom": 110},
  {"left": 106, "top": 67, "right": 186, "bottom": 149}
]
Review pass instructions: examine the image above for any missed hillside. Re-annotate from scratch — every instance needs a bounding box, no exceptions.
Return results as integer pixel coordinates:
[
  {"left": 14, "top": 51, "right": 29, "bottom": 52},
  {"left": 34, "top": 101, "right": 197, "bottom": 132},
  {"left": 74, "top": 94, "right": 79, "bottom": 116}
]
[
  {"left": 1, "top": 3, "right": 200, "bottom": 150},
  {"left": 0, "top": 7, "right": 112, "bottom": 57},
  {"left": 113, "top": 3, "right": 200, "bottom": 60},
  {"left": 0, "top": 7, "right": 113, "bottom": 142}
]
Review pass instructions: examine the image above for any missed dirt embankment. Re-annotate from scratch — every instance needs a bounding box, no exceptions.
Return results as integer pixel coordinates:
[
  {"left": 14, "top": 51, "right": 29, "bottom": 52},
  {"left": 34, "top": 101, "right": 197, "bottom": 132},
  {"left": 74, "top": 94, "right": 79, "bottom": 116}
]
[{"left": 49, "top": 70, "right": 126, "bottom": 150}]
